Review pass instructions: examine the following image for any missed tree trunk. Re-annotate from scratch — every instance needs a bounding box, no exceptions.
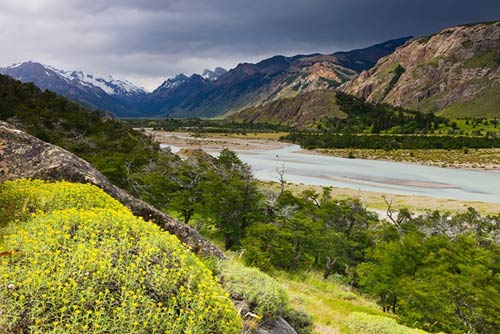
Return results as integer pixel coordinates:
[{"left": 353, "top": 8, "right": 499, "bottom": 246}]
[
  {"left": 224, "top": 236, "right": 235, "bottom": 250},
  {"left": 323, "top": 256, "right": 337, "bottom": 280}
]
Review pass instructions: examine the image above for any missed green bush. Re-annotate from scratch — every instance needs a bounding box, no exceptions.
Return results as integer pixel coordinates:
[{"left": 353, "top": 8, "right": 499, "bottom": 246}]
[
  {"left": 219, "top": 261, "right": 288, "bottom": 319},
  {"left": 0, "top": 179, "right": 123, "bottom": 225},
  {"left": 0, "top": 181, "right": 242, "bottom": 333},
  {"left": 282, "top": 308, "right": 313, "bottom": 334},
  {"left": 346, "top": 312, "right": 432, "bottom": 334}
]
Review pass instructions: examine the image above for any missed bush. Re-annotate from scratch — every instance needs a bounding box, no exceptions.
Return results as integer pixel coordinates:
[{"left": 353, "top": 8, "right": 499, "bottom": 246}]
[
  {"left": 0, "top": 179, "right": 123, "bottom": 225},
  {"left": 0, "top": 181, "right": 242, "bottom": 333},
  {"left": 283, "top": 308, "right": 313, "bottom": 334},
  {"left": 346, "top": 312, "right": 432, "bottom": 334},
  {"left": 219, "top": 261, "right": 288, "bottom": 319}
]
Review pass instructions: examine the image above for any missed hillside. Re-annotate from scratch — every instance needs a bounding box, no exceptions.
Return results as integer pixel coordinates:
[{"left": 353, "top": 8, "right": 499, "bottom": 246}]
[
  {"left": 341, "top": 21, "right": 500, "bottom": 117},
  {"left": 227, "top": 90, "right": 345, "bottom": 128},
  {"left": 0, "top": 73, "right": 168, "bottom": 191},
  {"left": 227, "top": 89, "right": 444, "bottom": 131},
  {"left": 0, "top": 180, "right": 242, "bottom": 333}
]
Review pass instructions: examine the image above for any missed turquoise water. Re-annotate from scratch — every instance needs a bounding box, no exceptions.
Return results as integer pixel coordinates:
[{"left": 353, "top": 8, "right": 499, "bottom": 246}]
[{"left": 162, "top": 144, "right": 500, "bottom": 204}]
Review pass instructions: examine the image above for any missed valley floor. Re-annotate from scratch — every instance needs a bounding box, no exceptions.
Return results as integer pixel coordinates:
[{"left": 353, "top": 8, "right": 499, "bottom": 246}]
[
  {"left": 145, "top": 130, "right": 500, "bottom": 172},
  {"left": 144, "top": 130, "right": 500, "bottom": 214}
]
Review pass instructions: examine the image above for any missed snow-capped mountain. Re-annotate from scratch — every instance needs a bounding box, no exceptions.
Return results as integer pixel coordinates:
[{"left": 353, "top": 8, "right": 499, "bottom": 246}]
[
  {"left": 143, "top": 73, "right": 210, "bottom": 116},
  {"left": 153, "top": 66, "right": 226, "bottom": 94},
  {"left": 201, "top": 67, "right": 227, "bottom": 81},
  {"left": 153, "top": 73, "right": 190, "bottom": 92},
  {"left": 51, "top": 68, "right": 147, "bottom": 96},
  {"left": 0, "top": 61, "right": 147, "bottom": 116},
  {"left": 0, "top": 35, "right": 409, "bottom": 118}
]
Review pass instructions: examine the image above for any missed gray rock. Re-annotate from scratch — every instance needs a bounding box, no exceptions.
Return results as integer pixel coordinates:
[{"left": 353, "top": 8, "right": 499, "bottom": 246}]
[
  {"left": 256, "top": 316, "right": 298, "bottom": 334},
  {"left": 0, "top": 121, "right": 224, "bottom": 259}
]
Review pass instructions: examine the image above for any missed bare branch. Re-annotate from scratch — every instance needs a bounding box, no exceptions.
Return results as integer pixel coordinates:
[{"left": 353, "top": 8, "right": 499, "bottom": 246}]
[{"left": 275, "top": 163, "right": 286, "bottom": 195}]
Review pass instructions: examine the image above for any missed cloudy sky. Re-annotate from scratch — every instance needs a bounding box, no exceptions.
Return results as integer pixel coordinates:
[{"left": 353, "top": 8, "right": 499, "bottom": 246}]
[{"left": 1, "top": 0, "right": 499, "bottom": 90}]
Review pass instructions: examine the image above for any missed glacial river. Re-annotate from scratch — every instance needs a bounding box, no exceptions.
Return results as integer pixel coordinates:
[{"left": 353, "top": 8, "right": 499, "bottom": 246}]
[{"left": 161, "top": 143, "right": 500, "bottom": 203}]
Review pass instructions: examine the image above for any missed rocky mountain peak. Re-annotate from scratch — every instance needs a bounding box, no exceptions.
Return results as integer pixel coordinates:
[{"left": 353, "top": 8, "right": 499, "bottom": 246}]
[
  {"left": 202, "top": 67, "right": 227, "bottom": 81},
  {"left": 341, "top": 21, "right": 500, "bottom": 117}
]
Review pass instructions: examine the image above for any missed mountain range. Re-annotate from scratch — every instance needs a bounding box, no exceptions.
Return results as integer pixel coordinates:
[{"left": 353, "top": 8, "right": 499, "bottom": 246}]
[
  {"left": 230, "top": 21, "right": 500, "bottom": 125},
  {"left": 1, "top": 21, "right": 498, "bottom": 120},
  {"left": 0, "top": 37, "right": 411, "bottom": 118},
  {"left": 0, "top": 61, "right": 148, "bottom": 117}
]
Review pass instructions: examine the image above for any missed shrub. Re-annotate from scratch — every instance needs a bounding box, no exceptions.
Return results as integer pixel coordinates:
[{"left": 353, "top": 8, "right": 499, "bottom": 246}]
[
  {"left": 346, "top": 312, "right": 432, "bottom": 334},
  {"left": 0, "top": 179, "right": 123, "bottom": 225},
  {"left": 283, "top": 308, "right": 313, "bottom": 334},
  {"left": 0, "top": 181, "right": 242, "bottom": 333},
  {"left": 219, "top": 261, "right": 288, "bottom": 319}
]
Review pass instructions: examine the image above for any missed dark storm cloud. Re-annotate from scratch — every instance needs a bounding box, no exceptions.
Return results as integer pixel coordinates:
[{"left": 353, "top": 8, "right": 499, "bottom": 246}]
[{"left": 0, "top": 0, "right": 499, "bottom": 90}]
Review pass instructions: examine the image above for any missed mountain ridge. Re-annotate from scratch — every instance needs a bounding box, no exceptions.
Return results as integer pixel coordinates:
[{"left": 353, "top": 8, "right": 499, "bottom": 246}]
[
  {"left": 0, "top": 61, "right": 148, "bottom": 117},
  {"left": 146, "top": 36, "right": 412, "bottom": 118},
  {"left": 341, "top": 21, "right": 500, "bottom": 117},
  {"left": 0, "top": 37, "right": 411, "bottom": 118}
]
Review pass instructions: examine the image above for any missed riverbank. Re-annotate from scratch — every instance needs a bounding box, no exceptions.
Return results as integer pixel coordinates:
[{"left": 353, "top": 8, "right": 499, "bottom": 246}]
[
  {"left": 307, "top": 148, "right": 500, "bottom": 173},
  {"left": 260, "top": 181, "right": 499, "bottom": 216},
  {"left": 143, "top": 129, "right": 500, "bottom": 209},
  {"left": 141, "top": 129, "right": 288, "bottom": 151},
  {"left": 143, "top": 129, "right": 500, "bottom": 172}
]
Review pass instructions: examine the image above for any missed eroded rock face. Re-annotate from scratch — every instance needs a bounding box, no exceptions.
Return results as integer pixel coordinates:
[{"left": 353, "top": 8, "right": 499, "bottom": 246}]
[
  {"left": 0, "top": 121, "right": 224, "bottom": 259},
  {"left": 341, "top": 21, "right": 500, "bottom": 117}
]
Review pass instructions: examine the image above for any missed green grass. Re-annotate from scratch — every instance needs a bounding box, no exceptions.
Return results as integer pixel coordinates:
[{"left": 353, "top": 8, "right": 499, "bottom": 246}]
[
  {"left": 444, "top": 118, "right": 500, "bottom": 134},
  {"left": 438, "top": 84, "right": 500, "bottom": 118},
  {"left": 346, "top": 312, "right": 438, "bottom": 334},
  {"left": 379, "top": 62, "right": 400, "bottom": 76},
  {"left": 275, "top": 272, "right": 394, "bottom": 333},
  {"left": 463, "top": 48, "right": 500, "bottom": 69}
]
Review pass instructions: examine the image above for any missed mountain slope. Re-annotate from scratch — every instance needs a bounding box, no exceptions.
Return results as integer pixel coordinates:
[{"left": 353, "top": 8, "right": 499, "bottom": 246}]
[
  {"left": 227, "top": 88, "right": 446, "bottom": 132},
  {"left": 0, "top": 61, "right": 148, "bottom": 117},
  {"left": 227, "top": 90, "right": 346, "bottom": 127},
  {"left": 143, "top": 74, "right": 210, "bottom": 115},
  {"left": 341, "top": 21, "right": 500, "bottom": 117},
  {"left": 141, "top": 37, "right": 412, "bottom": 118}
]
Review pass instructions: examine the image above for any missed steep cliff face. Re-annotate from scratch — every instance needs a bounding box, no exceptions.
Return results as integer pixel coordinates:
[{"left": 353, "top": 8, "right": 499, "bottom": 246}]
[{"left": 341, "top": 21, "right": 500, "bottom": 117}]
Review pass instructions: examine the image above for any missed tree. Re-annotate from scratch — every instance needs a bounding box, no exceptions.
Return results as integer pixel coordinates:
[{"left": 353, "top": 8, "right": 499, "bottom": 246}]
[
  {"left": 168, "top": 162, "right": 205, "bottom": 224},
  {"left": 200, "top": 149, "right": 263, "bottom": 250}
]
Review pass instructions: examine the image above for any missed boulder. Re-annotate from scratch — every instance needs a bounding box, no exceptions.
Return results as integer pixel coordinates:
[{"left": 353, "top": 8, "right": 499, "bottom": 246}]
[{"left": 256, "top": 317, "right": 298, "bottom": 334}]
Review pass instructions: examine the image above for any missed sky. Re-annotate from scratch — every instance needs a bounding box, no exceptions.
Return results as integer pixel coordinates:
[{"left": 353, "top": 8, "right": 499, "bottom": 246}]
[{"left": 0, "top": 0, "right": 499, "bottom": 91}]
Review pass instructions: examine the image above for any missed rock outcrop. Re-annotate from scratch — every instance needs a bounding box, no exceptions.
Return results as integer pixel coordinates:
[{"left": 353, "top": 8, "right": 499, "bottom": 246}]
[
  {"left": 0, "top": 121, "right": 224, "bottom": 259},
  {"left": 256, "top": 317, "right": 298, "bottom": 334},
  {"left": 341, "top": 21, "right": 500, "bottom": 117}
]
